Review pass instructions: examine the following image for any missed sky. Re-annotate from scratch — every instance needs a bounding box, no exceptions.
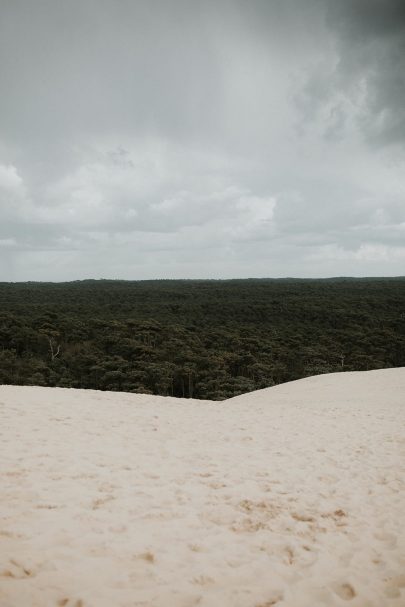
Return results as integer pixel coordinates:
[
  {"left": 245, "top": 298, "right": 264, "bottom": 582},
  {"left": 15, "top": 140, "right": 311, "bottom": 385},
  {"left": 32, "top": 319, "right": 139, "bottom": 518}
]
[{"left": 0, "top": 0, "right": 404, "bottom": 281}]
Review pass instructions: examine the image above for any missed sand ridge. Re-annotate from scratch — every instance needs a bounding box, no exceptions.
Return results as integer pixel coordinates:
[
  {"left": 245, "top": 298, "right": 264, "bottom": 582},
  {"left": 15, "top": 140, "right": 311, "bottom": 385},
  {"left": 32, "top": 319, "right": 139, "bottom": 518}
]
[{"left": 0, "top": 368, "right": 404, "bottom": 606}]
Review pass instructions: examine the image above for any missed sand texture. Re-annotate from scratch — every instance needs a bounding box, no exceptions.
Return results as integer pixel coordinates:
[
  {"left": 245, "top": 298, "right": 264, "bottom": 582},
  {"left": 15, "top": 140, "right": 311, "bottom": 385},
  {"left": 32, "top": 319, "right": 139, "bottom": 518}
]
[{"left": 1, "top": 368, "right": 404, "bottom": 607}]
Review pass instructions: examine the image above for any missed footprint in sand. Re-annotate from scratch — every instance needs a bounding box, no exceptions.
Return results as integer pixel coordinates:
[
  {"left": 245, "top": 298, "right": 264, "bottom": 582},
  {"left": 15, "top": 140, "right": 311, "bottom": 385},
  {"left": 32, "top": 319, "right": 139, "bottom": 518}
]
[
  {"left": 0, "top": 558, "right": 35, "bottom": 579},
  {"left": 255, "top": 595, "right": 283, "bottom": 607},
  {"left": 0, "top": 530, "right": 25, "bottom": 539},
  {"left": 383, "top": 573, "right": 405, "bottom": 598},
  {"left": 283, "top": 546, "right": 295, "bottom": 565},
  {"left": 191, "top": 574, "right": 215, "bottom": 585},
  {"left": 373, "top": 531, "right": 397, "bottom": 548},
  {"left": 137, "top": 551, "right": 155, "bottom": 563},
  {"left": 91, "top": 494, "right": 115, "bottom": 509},
  {"left": 330, "top": 582, "right": 356, "bottom": 601},
  {"left": 384, "top": 586, "right": 401, "bottom": 599},
  {"left": 291, "top": 512, "right": 315, "bottom": 523}
]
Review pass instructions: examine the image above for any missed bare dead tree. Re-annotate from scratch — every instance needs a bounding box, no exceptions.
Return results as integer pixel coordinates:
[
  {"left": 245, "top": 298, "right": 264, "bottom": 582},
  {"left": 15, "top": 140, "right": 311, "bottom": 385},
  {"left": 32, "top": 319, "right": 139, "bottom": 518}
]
[{"left": 47, "top": 336, "right": 61, "bottom": 361}]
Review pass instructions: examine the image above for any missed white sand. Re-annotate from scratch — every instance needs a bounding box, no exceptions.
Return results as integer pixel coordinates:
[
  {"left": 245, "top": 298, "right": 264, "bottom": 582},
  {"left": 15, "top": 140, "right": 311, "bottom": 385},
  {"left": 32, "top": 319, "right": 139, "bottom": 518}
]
[{"left": 1, "top": 368, "right": 404, "bottom": 607}]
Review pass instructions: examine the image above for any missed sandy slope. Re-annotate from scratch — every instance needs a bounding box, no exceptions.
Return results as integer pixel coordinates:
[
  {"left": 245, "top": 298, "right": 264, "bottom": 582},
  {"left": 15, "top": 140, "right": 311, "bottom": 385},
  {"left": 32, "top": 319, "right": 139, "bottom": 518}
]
[{"left": 0, "top": 369, "right": 404, "bottom": 607}]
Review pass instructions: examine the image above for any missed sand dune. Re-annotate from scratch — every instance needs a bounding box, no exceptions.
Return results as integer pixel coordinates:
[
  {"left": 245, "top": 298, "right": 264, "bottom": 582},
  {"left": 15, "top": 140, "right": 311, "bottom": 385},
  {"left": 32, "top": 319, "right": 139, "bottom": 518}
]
[{"left": 1, "top": 369, "right": 404, "bottom": 607}]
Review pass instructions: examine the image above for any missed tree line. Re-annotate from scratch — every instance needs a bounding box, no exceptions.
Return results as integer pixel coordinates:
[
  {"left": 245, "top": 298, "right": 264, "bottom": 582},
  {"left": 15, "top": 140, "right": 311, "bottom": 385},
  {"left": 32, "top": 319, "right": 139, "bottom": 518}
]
[{"left": 0, "top": 278, "right": 404, "bottom": 400}]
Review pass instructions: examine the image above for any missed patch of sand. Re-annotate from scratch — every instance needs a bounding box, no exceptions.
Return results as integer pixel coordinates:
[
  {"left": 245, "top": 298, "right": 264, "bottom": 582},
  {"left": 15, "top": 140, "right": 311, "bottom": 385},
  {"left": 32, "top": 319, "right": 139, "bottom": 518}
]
[{"left": 0, "top": 368, "right": 404, "bottom": 606}]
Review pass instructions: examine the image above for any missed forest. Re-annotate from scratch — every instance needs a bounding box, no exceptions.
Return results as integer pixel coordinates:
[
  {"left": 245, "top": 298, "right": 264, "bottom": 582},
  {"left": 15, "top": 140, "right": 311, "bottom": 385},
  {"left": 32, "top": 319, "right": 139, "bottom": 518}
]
[{"left": 0, "top": 278, "right": 404, "bottom": 400}]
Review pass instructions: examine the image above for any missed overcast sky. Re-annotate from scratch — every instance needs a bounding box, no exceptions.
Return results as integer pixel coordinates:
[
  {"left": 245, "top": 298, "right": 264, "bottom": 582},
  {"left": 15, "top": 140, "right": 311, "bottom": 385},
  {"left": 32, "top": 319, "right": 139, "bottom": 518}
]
[{"left": 0, "top": 0, "right": 404, "bottom": 281}]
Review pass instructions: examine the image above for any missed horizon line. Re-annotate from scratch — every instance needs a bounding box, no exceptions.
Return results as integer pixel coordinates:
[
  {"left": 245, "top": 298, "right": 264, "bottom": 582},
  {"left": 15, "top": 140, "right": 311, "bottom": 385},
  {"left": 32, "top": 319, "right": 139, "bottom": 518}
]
[{"left": 1, "top": 275, "right": 405, "bottom": 285}]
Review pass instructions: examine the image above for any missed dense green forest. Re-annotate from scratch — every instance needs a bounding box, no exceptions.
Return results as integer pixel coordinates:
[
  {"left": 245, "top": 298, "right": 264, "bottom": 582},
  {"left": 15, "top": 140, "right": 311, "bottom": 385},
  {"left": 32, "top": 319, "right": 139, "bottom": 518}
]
[{"left": 0, "top": 278, "right": 404, "bottom": 400}]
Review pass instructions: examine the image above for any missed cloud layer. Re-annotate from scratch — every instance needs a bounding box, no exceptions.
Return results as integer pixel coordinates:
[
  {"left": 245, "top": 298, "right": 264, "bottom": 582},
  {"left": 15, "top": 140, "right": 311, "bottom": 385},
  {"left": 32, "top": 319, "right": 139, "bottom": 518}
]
[{"left": 0, "top": 0, "right": 404, "bottom": 280}]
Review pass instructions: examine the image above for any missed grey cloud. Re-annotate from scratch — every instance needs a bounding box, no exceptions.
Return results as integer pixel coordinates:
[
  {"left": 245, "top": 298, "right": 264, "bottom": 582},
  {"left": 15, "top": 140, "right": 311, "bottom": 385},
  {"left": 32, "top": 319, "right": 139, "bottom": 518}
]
[
  {"left": 0, "top": 1, "right": 404, "bottom": 280},
  {"left": 0, "top": 1, "right": 224, "bottom": 149},
  {"left": 300, "top": 0, "right": 405, "bottom": 146},
  {"left": 327, "top": 0, "right": 405, "bottom": 41}
]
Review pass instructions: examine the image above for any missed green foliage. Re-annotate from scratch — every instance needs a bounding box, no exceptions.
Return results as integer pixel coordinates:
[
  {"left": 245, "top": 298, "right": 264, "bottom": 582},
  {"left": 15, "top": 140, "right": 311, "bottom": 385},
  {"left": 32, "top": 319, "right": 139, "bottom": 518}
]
[{"left": 0, "top": 278, "right": 404, "bottom": 399}]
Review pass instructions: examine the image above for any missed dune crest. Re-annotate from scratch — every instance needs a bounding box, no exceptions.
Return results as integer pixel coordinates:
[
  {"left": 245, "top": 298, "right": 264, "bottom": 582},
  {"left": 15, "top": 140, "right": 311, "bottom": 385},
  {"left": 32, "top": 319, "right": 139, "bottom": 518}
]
[{"left": 1, "top": 369, "right": 404, "bottom": 607}]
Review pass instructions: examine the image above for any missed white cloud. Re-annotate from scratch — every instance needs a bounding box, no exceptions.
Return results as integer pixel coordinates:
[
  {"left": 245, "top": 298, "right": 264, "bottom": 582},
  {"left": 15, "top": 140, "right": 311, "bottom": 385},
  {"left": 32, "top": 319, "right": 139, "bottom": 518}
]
[
  {"left": 0, "top": 237, "right": 17, "bottom": 247},
  {"left": 0, "top": 164, "right": 24, "bottom": 193},
  {"left": 35, "top": 145, "right": 277, "bottom": 243},
  {"left": 0, "top": 164, "right": 28, "bottom": 214},
  {"left": 0, "top": 163, "right": 34, "bottom": 234}
]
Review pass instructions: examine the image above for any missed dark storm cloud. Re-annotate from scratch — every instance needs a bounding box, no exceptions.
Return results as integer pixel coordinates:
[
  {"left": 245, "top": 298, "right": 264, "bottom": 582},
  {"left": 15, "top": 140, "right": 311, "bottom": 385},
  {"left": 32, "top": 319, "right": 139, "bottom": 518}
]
[
  {"left": 328, "top": 0, "right": 405, "bottom": 40},
  {"left": 325, "top": 0, "right": 405, "bottom": 146}
]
